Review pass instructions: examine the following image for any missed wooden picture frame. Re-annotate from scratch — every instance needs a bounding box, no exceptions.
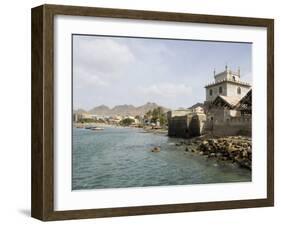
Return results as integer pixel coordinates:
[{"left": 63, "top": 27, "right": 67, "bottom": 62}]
[{"left": 31, "top": 4, "right": 274, "bottom": 221}]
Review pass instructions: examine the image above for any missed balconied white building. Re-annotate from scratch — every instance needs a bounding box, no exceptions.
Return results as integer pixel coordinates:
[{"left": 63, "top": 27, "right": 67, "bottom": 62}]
[
  {"left": 167, "top": 65, "right": 252, "bottom": 138},
  {"left": 205, "top": 65, "right": 251, "bottom": 102}
]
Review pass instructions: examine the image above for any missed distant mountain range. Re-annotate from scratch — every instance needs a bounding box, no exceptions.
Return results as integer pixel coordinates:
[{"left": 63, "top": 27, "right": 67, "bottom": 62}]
[{"left": 74, "top": 102, "right": 170, "bottom": 117}]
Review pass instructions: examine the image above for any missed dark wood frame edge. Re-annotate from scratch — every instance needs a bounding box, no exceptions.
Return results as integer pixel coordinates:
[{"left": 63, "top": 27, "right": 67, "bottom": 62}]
[{"left": 31, "top": 4, "right": 274, "bottom": 221}]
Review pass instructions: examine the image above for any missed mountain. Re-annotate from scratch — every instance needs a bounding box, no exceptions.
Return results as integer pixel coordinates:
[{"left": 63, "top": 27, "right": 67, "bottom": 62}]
[
  {"left": 136, "top": 102, "right": 159, "bottom": 114},
  {"left": 188, "top": 102, "right": 205, "bottom": 109},
  {"left": 88, "top": 102, "right": 170, "bottom": 116},
  {"left": 89, "top": 105, "right": 110, "bottom": 116},
  {"left": 73, "top": 108, "right": 88, "bottom": 114}
]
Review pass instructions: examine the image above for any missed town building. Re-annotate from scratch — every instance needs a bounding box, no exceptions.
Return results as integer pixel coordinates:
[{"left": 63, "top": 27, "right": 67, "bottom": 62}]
[
  {"left": 73, "top": 112, "right": 94, "bottom": 122},
  {"left": 205, "top": 65, "right": 251, "bottom": 103},
  {"left": 167, "top": 65, "right": 252, "bottom": 138},
  {"left": 204, "top": 90, "right": 252, "bottom": 136},
  {"left": 167, "top": 107, "right": 206, "bottom": 138},
  {"left": 204, "top": 66, "right": 252, "bottom": 136}
]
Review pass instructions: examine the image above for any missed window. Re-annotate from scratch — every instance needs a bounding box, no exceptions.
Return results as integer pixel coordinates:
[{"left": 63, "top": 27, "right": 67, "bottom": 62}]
[
  {"left": 219, "top": 86, "right": 223, "bottom": 94},
  {"left": 237, "top": 87, "right": 241, "bottom": 94},
  {"left": 209, "top": 89, "right": 213, "bottom": 96},
  {"left": 233, "top": 76, "right": 236, "bottom": 81}
]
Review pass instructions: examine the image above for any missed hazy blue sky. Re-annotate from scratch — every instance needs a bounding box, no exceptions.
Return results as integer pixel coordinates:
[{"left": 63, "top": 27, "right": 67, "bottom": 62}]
[{"left": 73, "top": 35, "right": 252, "bottom": 110}]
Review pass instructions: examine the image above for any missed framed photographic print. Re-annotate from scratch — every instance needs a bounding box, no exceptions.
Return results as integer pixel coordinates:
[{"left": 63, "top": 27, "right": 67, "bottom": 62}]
[{"left": 31, "top": 4, "right": 274, "bottom": 221}]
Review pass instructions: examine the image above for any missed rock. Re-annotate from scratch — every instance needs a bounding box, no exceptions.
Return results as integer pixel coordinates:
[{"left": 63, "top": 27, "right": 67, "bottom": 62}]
[
  {"left": 202, "top": 140, "right": 208, "bottom": 145},
  {"left": 151, "top": 146, "right": 160, "bottom": 152},
  {"left": 242, "top": 150, "right": 248, "bottom": 157},
  {"left": 185, "top": 136, "right": 251, "bottom": 170},
  {"left": 215, "top": 152, "right": 221, "bottom": 156},
  {"left": 235, "top": 158, "right": 251, "bottom": 170},
  {"left": 247, "top": 147, "right": 252, "bottom": 153}
]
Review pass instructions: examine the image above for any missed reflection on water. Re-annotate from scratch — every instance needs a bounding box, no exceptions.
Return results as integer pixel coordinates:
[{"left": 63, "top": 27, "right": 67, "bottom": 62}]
[{"left": 72, "top": 127, "right": 251, "bottom": 190}]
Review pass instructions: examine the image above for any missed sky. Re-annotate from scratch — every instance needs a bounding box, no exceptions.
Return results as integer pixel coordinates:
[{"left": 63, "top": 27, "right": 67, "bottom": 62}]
[{"left": 73, "top": 35, "right": 252, "bottom": 110}]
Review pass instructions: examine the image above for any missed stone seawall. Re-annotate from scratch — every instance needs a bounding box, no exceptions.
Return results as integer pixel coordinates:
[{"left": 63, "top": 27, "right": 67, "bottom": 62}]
[
  {"left": 176, "top": 135, "right": 252, "bottom": 170},
  {"left": 168, "top": 113, "right": 206, "bottom": 138}
]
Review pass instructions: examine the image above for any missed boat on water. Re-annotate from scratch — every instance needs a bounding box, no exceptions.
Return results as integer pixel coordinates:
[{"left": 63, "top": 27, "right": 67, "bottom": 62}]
[
  {"left": 85, "top": 126, "right": 104, "bottom": 131},
  {"left": 91, "top": 127, "right": 104, "bottom": 131}
]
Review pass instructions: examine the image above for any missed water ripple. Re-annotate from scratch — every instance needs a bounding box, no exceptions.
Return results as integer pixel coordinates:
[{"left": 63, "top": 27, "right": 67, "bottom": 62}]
[{"left": 73, "top": 127, "right": 251, "bottom": 190}]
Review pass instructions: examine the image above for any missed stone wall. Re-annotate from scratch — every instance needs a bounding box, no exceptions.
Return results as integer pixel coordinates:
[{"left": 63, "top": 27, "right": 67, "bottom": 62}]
[
  {"left": 168, "top": 113, "right": 206, "bottom": 138},
  {"left": 204, "top": 109, "right": 251, "bottom": 136},
  {"left": 212, "top": 120, "right": 251, "bottom": 136},
  {"left": 168, "top": 115, "right": 189, "bottom": 138}
]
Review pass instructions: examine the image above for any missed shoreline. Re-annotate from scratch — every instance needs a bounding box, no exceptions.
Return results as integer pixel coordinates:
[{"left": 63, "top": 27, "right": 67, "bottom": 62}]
[
  {"left": 74, "top": 122, "right": 251, "bottom": 170},
  {"left": 173, "top": 135, "right": 252, "bottom": 170},
  {"left": 74, "top": 122, "right": 168, "bottom": 134},
  {"left": 141, "top": 126, "right": 168, "bottom": 135}
]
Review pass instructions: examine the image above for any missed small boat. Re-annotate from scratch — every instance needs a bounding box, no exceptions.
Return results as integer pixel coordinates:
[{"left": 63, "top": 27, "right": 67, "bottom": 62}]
[
  {"left": 90, "top": 127, "right": 104, "bottom": 131},
  {"left": 85, "top": 126, "right": 93, "bottom": 129}
]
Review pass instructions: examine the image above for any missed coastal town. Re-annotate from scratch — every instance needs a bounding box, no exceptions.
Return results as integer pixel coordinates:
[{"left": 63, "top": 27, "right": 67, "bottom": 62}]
[{"left": 73, "top": 65, "right": 252, "bottom": 169}]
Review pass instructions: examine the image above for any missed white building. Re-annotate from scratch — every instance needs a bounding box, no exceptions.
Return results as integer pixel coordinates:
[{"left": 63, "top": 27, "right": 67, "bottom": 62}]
[{"left": 205, "top": 66, "right": 251, "bottom": 102}]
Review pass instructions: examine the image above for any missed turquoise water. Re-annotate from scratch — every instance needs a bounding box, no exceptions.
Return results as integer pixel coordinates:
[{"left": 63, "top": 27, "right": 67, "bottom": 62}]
[{"left": 72, "top": 127, "right": 251, "bottom": 190}]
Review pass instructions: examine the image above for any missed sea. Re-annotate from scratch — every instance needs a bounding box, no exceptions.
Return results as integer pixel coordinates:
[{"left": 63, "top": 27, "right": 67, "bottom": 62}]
[{"left": 72, "top": 127, "right": 251, "bottom": 190}]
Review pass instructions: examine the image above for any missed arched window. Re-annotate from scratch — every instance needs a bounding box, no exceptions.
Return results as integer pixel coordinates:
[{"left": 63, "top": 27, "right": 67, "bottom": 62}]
[
  {"left": 237, "top": 87, "right": 241, "bottom": 94},
  {"left": 233, "top": 76, "right": 236, "bottom": 81},
  {"left": 219, "top": 86, "right": 223, "bottom": 94},
  {"left": 209, "top": 89, "right": 213, "bottom": 96}
]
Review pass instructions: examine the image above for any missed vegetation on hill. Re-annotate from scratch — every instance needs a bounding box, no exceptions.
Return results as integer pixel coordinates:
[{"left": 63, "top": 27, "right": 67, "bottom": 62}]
[
  {"left": 145, "top": 107, "right": 167, "bottom": 126},
  {"left": 89, "top": 102, "right": 170, "bottom": 117},
  {"left": 119, "top": 118, "right": 135, "bottom": 126}
]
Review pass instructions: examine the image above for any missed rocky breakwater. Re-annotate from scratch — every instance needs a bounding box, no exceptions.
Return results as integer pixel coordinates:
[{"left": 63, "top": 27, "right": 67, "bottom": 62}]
[{"left": 181, "top": 136, "right": 252, "bottom": 170}]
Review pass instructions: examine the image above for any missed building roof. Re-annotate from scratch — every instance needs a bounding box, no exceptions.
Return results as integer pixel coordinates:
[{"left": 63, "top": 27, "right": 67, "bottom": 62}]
[
  {"left": 211, "top": 95, "right": 241, "bottom": 109},
  {"left": 214, "top": 70, "right": 240, "bottom": 78},
  {"left": 236, "top": 89, "right": 252, "bottom": 112},
  {"left": 205, "top": 79, "right": 251, "bottom": 88}
]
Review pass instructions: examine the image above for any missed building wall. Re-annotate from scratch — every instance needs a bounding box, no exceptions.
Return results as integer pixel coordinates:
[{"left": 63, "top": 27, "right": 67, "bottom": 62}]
[
  {"left": 212, "top": 117, "right": 251, "bottom": 136},
  {"left": 167, "top": 109, "right": 192, "bottom": 118},
  {"left": 168, "top": 113, "right": 206, "bottom": 138},
  {"left": 205, "top": 83, "right": 227, "bottom": 102},
  {"left": 214, "top": 71, "right": 240, "bottom": 83},
  {"left": 168, "top": 115, "right": 189, "bottom": 138},
  {"left": 206, "top": 82, "right": 250, "bottom": 102},
  {"left": 226, "top": 83, "right": 250, "bottom": 97},
  {"left": 214, "top": 72, "right": 226, "bottom": 82},
  {"left": 204, "top": 108, "right": 251, "bottom": 136}
]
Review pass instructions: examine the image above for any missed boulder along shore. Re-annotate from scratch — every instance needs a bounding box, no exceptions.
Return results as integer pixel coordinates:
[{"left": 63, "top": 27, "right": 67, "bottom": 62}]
[{"left": 175, "top": 135, "right": 252, "bottom": 170}]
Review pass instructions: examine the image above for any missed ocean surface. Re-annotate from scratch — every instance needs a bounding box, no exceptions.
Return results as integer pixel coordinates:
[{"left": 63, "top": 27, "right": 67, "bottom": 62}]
[{"left": 72, "top": 127, "right": 251, "bottom": 190}]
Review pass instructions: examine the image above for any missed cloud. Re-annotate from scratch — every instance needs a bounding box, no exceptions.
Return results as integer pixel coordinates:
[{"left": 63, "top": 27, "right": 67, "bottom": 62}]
[
  {"left": 73, "top": 36, "right": 135, "bottom": 79},
  {"left": 72, "top": 35, "right": 252, "bottom": 110},
  {"left": 73, "top": 36, "right": 138, "bottom": 91},
  {"left": 139, "top": 83, "right": 192, "bottom": 98},
  {"left": 73, "top": 67, "right": 108, "bottom": 89}
]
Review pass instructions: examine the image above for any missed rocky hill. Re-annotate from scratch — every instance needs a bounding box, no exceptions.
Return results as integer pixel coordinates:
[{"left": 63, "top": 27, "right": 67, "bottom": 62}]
[
  {"left": 88, "top": 102, "right": 169, "bottom": 116},
  {"left": 188, "top": 102, "right": 204, "bottom": 109},
  {"left": 73, "top": 108, "right": 88, "bottom": 114}
]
